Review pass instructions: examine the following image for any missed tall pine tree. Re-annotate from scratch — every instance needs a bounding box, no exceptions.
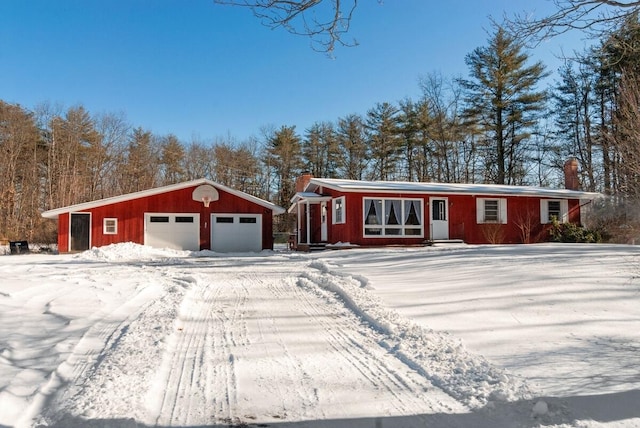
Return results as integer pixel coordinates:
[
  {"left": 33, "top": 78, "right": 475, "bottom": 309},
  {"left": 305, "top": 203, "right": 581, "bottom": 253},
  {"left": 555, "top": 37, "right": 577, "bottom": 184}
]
[{"left": 461, "top": 27, "right": 548, "bottom": 185}]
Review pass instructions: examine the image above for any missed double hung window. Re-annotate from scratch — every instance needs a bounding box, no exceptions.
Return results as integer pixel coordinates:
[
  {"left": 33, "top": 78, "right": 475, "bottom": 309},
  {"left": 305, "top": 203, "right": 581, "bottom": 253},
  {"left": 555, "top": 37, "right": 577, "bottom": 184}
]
[
  {"left": 476, "top": 198, "right": 507, "bottom": 224},
  {"left": 541, "top": 199, "right": 568, "bottom": 223},
  {"left": 333, "top": 197, "right": 345, "bottom": 224}
]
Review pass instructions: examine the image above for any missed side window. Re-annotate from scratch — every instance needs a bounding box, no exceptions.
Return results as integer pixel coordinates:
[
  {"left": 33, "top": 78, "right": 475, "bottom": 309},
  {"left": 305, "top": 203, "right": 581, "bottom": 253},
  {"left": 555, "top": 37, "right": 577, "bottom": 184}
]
[
  {"left": 484, "top": 200, "right": 499, "bottom": 222},
  {"left": 548, "top": 201, "right": 561, "bottom": 221},
  {"left": 333, "top": 197, "right": 345, "bottom": 224},
  {"left": 541, "top": 200, "right": 568, "bottom": 224},
  {"left": 103, "top": 218, "right": 117, "bottom": 234},
  {"left": 476, "top": 199, "right": 507, "bottom": 224}
]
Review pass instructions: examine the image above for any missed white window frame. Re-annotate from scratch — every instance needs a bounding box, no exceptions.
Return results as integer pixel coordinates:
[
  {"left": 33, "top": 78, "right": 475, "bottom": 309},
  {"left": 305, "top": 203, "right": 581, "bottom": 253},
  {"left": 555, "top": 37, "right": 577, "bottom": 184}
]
[
  {"left": 332, "top": 196, "right": 346, "bottom": 225},
  {"left": 362, "top": 198, "right": 423, "bottom": 238},
  {"left": 540, "top": 199, "right": 569, "bottom": 224},
  {"left": 103, "top": 218, "right": 118, "bottom": 235},
  {"left": 476, "top": 198, "right": 507, "bottom": 224}
]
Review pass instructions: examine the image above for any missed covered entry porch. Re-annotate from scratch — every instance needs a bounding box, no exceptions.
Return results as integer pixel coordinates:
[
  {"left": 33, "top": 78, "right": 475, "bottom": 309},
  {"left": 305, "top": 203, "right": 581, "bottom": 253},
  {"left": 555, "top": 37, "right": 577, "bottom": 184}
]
[{"left": 289, "top": 192, "right": 332, "bottom": 251}]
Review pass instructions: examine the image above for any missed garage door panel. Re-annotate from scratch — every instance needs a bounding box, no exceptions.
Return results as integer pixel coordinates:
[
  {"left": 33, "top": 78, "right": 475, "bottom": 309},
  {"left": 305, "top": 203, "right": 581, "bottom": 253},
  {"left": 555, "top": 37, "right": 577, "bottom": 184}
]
[
  {"left": 144, "top": 213, "right": 200, "bottom": 251},
  {"left": 211, "top": 214, "right": 261, "bottom": 252}
]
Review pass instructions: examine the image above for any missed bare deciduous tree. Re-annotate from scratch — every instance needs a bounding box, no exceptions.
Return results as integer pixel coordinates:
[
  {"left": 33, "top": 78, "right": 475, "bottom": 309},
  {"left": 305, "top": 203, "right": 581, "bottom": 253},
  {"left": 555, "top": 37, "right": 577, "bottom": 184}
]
[
  {"left": 504, "top": 0, "right": 640, "bottom": 44},
  {"left": 214, "top": 0, "right": 359, "bottom": 53},
  {"left": 609, "top": 69, "right": 640, "bottom": 198}
]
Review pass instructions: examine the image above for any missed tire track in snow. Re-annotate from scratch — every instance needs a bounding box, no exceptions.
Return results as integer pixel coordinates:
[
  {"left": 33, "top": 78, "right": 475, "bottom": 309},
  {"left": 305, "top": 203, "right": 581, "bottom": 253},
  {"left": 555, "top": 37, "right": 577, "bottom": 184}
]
[
  {"left": 236, "top": 262, "right": 466, "bottom": 424},
  {"left": 148, "top": 271, "right": 249, "bottom": 426},
  {"left": 288, "top": 273, "right": 463, "bottom": 419},
  {"left": 300, "top": 259, "right": 532, "bottom": 409}
]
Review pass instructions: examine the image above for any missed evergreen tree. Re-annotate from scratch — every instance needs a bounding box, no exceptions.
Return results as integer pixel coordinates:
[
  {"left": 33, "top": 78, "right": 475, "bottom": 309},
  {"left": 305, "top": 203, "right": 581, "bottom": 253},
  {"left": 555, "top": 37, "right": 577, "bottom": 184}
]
[
  {"left": 264, "top": 125, "right": 303, "bottom": 208},
  {"left": 365, "top": 102, "right": 401, "bottom": 181},
  {"left": 160, "top": 134, "right": 186, "bottom": 185},
  {"left": 460, "top": 27, "right": 548, "bottom": 185},
  {"left": 553, "top": 59, "right": 599, "bottom": 191},
  {"left": 336, "top": 113, "right": 369, "bottom": 180},
  {"left": 46, "top": 106, "right": 101, "bottom": 206},
  {"left": 120, "top": 128, "right": 159, "bottom": 193},
  {"left": 302, "top": 122, "right": 340, "bottom": 178},
  {"left": 397, "top": 99, "right": 421, "bottom": 181}
]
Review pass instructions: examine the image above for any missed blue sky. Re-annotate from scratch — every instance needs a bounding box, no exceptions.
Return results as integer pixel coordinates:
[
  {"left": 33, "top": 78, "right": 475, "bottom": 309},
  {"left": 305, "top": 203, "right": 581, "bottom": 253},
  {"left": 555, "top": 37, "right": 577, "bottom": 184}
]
[{"left": 1, "top": 1, "right": 590, "bottom": 144}]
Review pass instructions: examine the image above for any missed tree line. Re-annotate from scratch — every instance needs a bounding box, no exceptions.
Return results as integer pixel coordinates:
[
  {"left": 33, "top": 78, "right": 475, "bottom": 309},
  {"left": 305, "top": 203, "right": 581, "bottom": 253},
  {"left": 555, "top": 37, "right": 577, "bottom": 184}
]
[{"left": 3, "top": 19, "right": 640, "bottom": 243}]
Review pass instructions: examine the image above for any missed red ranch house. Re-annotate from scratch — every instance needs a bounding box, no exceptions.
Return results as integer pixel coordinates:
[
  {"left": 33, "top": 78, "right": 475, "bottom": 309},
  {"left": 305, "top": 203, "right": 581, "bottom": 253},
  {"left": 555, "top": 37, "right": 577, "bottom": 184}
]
[
  {"left": 42, "top": 179, "right": 285, "bottom": 253},
  {"left": 290, "top": 173, "right": 601, "bottom": 249}
]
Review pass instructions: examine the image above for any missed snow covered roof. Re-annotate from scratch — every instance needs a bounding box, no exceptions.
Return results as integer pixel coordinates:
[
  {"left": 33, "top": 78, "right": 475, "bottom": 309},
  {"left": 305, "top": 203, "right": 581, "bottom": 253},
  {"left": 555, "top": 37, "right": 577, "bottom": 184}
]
[
  {"left": 306, "top": 178, "right": 602, "bottom": 200},
  {"left": 288, "top": 192, "right": 333, "bottom": 213},
  {"left": 41, "top": 178, "right": 285, "bottom": 219}
]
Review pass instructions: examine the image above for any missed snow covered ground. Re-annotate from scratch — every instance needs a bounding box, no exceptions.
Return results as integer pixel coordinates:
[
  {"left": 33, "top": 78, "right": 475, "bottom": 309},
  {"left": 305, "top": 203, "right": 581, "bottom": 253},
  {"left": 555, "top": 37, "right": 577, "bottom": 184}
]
[{"left": 0, "top": 242, "right": 638, "bottom": 427}]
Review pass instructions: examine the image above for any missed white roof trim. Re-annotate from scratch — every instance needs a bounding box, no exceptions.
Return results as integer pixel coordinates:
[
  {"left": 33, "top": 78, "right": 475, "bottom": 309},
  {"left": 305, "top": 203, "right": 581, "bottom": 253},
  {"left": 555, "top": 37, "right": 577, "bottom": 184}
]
[
  {"left": 288, "top": 192, "right": 333, "bottom": 213},
  {"left": 307, "top": 178, "right": 602, "bottom": 200},
  {"left": 290, "top": 192, "right": 333, "bottom": 203},
  {"left": 41, "top": 178, "right": 285, "bottom": 219}
]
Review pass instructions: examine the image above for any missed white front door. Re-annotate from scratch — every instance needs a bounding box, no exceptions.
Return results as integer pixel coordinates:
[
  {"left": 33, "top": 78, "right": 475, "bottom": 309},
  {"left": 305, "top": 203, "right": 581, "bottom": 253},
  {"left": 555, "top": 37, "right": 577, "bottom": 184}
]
[
  {"left": 321, "top": 202, "right": 328, "bottom": 242},
  {"left": 430, "top": 198, "right": 449, "bottom": 240}
]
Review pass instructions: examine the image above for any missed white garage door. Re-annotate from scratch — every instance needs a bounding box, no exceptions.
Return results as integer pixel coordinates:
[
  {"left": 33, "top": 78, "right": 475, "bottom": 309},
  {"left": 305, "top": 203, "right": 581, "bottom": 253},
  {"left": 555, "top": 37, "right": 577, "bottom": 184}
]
[
  {"left": 144, "top": 213, "right": 200, "bottom": 251},
  {"left": 211, "top": 214, "right": 262, "bottom": 252}
]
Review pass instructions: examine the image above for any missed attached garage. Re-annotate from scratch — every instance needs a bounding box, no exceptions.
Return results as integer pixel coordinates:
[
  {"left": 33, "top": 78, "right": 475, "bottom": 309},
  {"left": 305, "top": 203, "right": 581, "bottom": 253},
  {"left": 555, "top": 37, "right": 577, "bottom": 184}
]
[
  {"left": 41, "top": 178, "right": 285, "bottom": 253},
  {"left": 211, "top": 214, "right": 262, "bottom": 252},
  {"left": 144, "top": 213, "right": 200, "bottom": 251}
]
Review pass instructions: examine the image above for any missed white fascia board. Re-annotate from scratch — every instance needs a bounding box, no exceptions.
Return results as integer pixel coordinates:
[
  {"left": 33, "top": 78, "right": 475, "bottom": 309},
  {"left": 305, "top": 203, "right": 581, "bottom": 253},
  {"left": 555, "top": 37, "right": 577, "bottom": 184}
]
[
  {"left": 308, "top": 178, "right": 602, "bottom": 201},
  {"left": 42, "top": 178, "right": 285, "bottom": 219}
]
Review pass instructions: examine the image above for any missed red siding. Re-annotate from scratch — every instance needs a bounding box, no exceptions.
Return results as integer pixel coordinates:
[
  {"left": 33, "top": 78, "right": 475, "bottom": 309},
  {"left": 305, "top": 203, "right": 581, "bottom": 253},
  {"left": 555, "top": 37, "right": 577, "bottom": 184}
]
[
  {"left": 56, "top": 185, "right": 275, "bottom": 252},
  {"left": 307, "top": 188, "right": 585, "bottom": 246},
  {"left": 57, "top": 212, "right": 69, "bottom": 253}
]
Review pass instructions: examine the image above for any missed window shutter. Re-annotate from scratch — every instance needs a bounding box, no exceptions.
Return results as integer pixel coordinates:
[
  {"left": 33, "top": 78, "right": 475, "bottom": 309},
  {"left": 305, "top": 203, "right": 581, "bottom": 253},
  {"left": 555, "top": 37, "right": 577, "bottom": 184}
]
[
  {"left": 476, "top": 198, "right": 484, "bottom": 224},
  {"left": 561, "top": 200, "right": 569, "bottom": 223},
  {"left": 540, "top": 200, "right": 549, "bottom": 224},
  {"left": 500, "top": 199, "right": 508, "bottom": 224}
]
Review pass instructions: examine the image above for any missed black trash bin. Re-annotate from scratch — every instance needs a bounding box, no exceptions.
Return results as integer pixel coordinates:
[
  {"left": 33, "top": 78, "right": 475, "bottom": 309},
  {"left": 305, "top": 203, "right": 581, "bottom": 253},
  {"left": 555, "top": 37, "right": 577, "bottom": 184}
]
[{"left": 9, "top": 241, "right": 30, "bottom": 255}]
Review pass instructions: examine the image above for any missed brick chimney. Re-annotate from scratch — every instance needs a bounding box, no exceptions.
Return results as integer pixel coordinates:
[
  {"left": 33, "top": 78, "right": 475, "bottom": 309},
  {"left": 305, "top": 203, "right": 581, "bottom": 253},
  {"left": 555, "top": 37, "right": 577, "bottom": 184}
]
[
  {"left": 564, "top": 158, "right": 579, "bottom": 190},
  {"left": 295, "top": 172, "right": 313, "bottom": 192}
]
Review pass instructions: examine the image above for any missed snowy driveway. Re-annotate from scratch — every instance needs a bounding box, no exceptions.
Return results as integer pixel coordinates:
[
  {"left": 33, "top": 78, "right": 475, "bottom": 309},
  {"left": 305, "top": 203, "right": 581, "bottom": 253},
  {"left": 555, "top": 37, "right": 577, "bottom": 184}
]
[{"left": 0, "top": 243, "right": 639, "bottom": 427}]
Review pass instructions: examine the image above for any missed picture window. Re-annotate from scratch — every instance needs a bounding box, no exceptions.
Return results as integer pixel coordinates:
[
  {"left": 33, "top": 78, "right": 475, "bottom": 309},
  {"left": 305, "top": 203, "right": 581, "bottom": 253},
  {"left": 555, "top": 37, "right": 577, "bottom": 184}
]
[{"left": 362, "top": 198, "right": 422, "bottom": 237}]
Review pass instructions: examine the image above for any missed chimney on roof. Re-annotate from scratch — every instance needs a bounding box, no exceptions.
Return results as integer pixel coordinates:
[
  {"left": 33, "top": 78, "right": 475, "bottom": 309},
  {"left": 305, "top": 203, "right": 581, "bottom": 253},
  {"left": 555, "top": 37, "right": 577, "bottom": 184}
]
[
  {"left": 564, "top": 158, "right": 579, "bottom": 190},
  {"left": 295, "top": 172, "right": 313, "bottom": 193}
]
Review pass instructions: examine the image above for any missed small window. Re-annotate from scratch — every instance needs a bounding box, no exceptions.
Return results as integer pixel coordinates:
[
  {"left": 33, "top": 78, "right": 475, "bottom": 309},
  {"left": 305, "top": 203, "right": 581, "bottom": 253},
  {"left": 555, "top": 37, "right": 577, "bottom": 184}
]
[
  {"left": 476, "top": 198, "right": 507, "bottom": 224},
  {"left": 103, "top": 218, "right": 117, "bottom": 234},
  {"left": 239, "top": 217, "right": 257, "bottom": 224},
  {"left": 216, "top": 217, "right": 234, "bottom": 223},
  {"left": 333, "top": 197, "right": 345, "bottom": 224},
  {"left": 175, "top": 216, "right": 194, "bottom": 223},
  {"left": 484, "top": 200, "right": 499, "bottom": 222},
  {"left": 150, "top": 216, "right": 169, "bottom": 223},
  {"left": 541, "top": 200, "right": 568, "bottom": 224},
  {"left": 548, "top": 201, "right": 561, "bottom": 221},
  {"left": 432, "top": 200, "right": 447, "bottom": 221}
]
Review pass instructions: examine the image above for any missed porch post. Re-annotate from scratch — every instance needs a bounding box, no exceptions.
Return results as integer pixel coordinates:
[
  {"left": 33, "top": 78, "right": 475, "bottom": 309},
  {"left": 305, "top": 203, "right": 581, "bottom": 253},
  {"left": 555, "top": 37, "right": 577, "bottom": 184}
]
[
  {"left": 296, "top": 201, "right": 302, "bottom": 245},
  {"left": 306, "top": 200, "right": 311, "bottom": 245}
]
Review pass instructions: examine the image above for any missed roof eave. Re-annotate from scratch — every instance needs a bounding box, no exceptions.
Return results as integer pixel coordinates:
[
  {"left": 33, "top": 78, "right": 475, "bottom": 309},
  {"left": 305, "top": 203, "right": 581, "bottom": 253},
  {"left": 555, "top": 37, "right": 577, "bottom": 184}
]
[
  {"left": 307, "top": 178, "right": 602, "bottom": 200},
  {"left": 41, "top": 178, "right": 285, "bottom": 218}
]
